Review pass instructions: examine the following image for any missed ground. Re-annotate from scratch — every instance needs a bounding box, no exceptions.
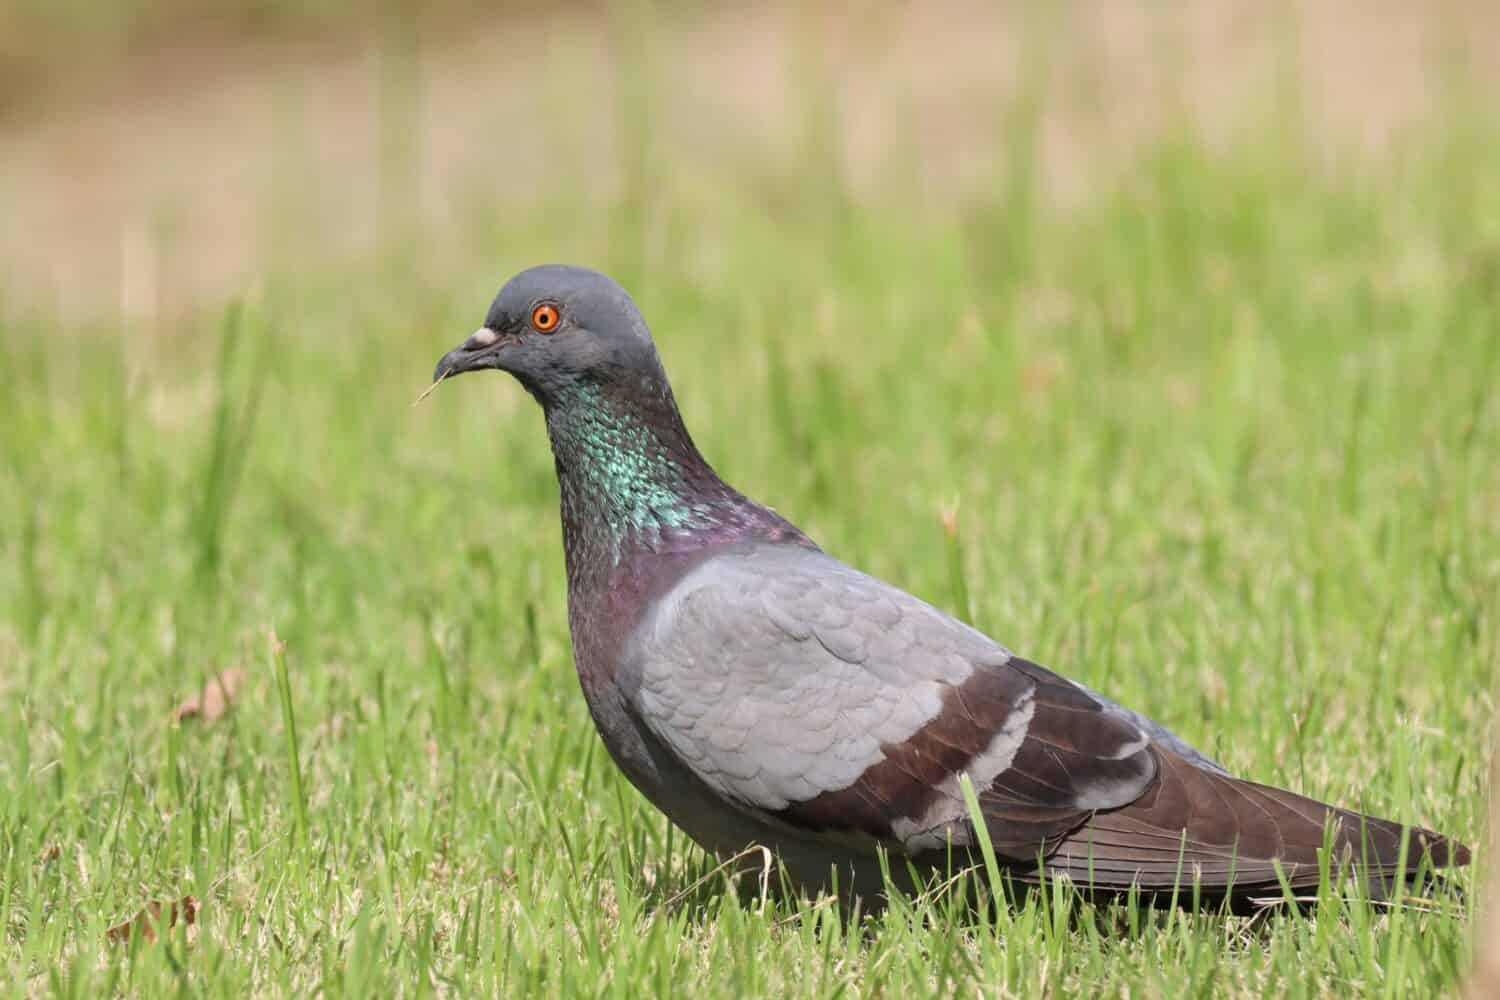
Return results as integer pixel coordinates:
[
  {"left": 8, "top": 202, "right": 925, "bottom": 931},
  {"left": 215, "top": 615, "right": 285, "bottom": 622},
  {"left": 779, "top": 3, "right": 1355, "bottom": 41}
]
[{"left": 0, "top": 2, "right": 1497, "bottom": 996}]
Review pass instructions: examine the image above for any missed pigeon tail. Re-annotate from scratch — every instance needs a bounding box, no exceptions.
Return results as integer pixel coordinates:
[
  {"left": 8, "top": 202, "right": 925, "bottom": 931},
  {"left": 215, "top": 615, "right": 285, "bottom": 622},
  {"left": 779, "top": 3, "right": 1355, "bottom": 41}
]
[{"left": 1041, "top": 747, "right": 1469, "bottom": 904}]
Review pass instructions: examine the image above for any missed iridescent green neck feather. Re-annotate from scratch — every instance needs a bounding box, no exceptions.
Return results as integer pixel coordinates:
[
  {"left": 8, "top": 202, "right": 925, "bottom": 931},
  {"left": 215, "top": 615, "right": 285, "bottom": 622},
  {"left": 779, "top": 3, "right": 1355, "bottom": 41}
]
[{"left": 543, "top": 380, "right": 743, "bottom": 570}]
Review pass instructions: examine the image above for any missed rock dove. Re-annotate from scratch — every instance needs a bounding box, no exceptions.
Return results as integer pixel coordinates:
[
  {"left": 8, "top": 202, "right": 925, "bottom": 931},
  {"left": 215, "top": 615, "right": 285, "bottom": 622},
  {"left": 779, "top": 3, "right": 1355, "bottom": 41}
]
[{"left": 431, "top": 264, "right": 1469, "bottom": 905}]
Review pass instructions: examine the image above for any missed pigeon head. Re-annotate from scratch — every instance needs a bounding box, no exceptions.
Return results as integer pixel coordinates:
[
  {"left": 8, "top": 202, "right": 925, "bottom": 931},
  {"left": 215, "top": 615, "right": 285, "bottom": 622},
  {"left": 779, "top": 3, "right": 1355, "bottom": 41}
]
[
  {"left": 429, "top": 264, "right": 778, "bottom": 560},
  {"left": 432, "top": 264, "right": 662, "bottom": 404}
]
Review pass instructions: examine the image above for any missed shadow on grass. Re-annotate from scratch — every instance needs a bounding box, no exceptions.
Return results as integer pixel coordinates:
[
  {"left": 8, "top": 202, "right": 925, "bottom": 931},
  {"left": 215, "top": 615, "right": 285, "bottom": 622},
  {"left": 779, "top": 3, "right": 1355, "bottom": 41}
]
[{"left": 626, "top": 842, "right": 1468, "bottom": 950}]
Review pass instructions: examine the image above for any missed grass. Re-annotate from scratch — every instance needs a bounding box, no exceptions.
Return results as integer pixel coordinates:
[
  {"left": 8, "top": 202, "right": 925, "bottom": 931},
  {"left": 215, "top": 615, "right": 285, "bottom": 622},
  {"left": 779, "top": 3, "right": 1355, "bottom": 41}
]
[{"left": 2, "top": 16, "right": 1499, "bottom": 997}]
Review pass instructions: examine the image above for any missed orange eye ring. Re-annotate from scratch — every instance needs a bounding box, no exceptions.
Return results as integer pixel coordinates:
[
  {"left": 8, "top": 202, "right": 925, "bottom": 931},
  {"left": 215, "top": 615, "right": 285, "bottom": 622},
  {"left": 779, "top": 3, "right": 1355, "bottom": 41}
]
[{"left": 530, "top": 303, "right": 561, "bottom": 333}]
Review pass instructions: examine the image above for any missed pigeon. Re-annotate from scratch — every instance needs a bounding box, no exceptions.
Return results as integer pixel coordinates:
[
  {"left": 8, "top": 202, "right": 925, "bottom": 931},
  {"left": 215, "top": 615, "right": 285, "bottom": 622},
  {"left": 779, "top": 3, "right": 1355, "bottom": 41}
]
[{"left": 431, "top": 264, "right": 1469, "bottom": 906}]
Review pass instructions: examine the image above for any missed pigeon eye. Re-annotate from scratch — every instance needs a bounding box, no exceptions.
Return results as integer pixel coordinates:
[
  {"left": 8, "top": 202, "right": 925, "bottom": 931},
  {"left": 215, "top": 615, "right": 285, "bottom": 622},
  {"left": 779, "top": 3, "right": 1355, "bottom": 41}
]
[{"left": 530, "top": 303, "right": 561, "bottom": 333}]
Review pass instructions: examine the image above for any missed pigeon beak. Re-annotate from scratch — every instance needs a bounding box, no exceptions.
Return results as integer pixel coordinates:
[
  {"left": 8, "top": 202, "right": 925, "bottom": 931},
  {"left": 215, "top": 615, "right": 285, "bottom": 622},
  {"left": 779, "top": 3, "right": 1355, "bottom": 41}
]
[{"left": 431, "top": 327, "right": 516, "bottom": 384}]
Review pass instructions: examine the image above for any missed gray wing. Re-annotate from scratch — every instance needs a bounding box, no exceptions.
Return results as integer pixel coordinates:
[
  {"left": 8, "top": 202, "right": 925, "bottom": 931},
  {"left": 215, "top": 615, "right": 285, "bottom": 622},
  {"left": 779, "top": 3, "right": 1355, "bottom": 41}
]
[{"left": 629, "top": 543, "right": 1168, "bottom": 860}]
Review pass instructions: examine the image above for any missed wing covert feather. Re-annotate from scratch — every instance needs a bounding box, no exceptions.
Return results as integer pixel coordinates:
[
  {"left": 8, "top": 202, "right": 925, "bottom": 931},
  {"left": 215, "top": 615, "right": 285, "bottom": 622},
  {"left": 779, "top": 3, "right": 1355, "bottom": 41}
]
[{"left": 630, "top": 544, "right": 1159, "bottom": 861}]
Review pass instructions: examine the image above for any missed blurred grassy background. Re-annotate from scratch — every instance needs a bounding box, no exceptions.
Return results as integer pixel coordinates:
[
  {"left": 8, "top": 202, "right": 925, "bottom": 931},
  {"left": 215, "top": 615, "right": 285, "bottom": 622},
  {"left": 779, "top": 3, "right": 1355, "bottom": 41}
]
[
  {"left": 4, "top": 0, "right": 1498, "bottom": 320},
  {"left": 0, "top": 0, "right": 511, "bottom": 116},
  {"left": 1, "top": 1, "right": 1498, "bottom": 995}
]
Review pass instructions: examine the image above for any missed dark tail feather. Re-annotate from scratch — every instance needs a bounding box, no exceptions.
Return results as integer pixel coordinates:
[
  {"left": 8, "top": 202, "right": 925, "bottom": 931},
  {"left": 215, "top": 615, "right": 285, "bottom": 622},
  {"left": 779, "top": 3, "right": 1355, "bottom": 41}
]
[{"left": 1041, "top": 748, "right": 1469, "bottom": 904}]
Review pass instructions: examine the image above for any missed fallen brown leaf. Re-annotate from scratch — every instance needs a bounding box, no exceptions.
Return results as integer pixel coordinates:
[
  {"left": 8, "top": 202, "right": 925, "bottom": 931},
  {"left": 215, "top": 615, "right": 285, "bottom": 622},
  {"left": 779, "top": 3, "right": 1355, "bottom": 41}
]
[
  {"left": 106, "top": 896, "right": 199, "bottom": 945},
  {"left": 174, "top": 667, "right": 246, "bottom": 723}
]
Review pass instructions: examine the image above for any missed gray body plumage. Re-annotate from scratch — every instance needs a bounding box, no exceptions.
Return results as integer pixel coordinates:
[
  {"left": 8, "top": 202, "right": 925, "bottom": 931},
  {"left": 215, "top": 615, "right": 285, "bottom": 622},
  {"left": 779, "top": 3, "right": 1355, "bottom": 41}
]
[
  {"left": 614, "top": 541, "right": 1151, "bottom": 893},
  {"left": 634, "top": 544, "right": 1011, "bottom": 815}
]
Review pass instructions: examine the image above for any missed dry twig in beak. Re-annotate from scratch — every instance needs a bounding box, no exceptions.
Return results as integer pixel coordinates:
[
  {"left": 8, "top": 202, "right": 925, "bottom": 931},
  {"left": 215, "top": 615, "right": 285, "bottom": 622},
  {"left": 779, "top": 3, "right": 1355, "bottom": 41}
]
[{"left": 413, "top": 368, "right": 452, "bottom": 407}]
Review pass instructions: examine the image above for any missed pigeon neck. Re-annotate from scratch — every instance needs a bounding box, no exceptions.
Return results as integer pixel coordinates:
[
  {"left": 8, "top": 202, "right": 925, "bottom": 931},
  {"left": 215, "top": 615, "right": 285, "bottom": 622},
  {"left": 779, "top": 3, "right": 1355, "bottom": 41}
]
[{"left": 542, "top": 376, "right": 751, "bottom": 569}]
